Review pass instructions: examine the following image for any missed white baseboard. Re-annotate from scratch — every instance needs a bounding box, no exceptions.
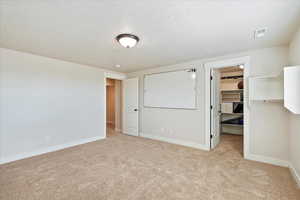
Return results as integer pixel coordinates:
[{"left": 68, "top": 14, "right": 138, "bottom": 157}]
[
  {"left": 237, "top": 153, "right": 300, "bottom": 188},
  {"left": 115, "top": 128, "right": 122, "bottom": 132},
  {"left": 140, "top": 133, "right": 209, "bottom": 151},
  {"left": 245, "top": 153, "right": 289, "bottom": 167},
  {"left": 289, "top": 164, "right": 300, "bottom": 188},
  {"left": 0, "top": 136, "right": 105, "bottom": 165}
]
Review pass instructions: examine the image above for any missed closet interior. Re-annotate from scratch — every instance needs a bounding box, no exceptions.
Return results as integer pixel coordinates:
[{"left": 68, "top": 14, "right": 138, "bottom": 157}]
[{"left": 220, "top": 66, "right": 244, "bottom": 135}]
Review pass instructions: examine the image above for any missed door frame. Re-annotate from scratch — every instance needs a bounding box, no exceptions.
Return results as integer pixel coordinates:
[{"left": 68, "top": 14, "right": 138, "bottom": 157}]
[
  {"left": 204, "top": 56, "right": 250, "bottom": 158},
  {"left": 103, "top": 72, "right": 127, "bottom": 138}
]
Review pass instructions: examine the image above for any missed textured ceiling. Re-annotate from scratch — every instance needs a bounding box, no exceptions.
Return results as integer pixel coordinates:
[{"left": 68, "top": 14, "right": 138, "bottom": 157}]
[{"left": 1, "top": 0, "right": 300, "bottom": 72}]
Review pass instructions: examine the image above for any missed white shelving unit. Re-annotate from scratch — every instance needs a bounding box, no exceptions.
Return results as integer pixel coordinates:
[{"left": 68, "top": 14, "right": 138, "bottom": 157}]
[
  {"left": 284, "top": 66, "right": 300, "bottom": 114},
  {"left": 221, "top": 89, "right": 243, "bottom": 103},
  {"left": 220, "top": 69, "right": 244, "bottom": 136},
  {"left": 249, "top": 73, "right": 284, "bottom": 104}
]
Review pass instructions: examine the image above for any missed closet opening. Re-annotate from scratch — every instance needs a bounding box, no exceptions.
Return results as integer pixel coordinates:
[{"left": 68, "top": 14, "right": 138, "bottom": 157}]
[
  {"left": 210, "top": 65, "right": 245, "bottom": 155},
  {"left": 106, "top": 78, "right": 122, "bottom": 137}
]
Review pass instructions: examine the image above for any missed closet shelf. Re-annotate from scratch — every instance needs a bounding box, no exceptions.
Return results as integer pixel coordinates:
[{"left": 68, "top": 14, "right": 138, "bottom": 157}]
[
  {"left": 222, "top": 100, "right": 244, "bottom": 104},
  {"left": 221, "top": 113, "right": 243, "bottom": 116},
  {"left": 221, "top": 89, "right": 243, "bottom": 93},
  {"left": 249, "top": 73, "right": 283, "bottom": 80},
  {"left": 221, "top": 123, "right": 243, "bottom": 128},
  {"left": 221, "top": 75, "right": 243, "bottom": 80},
  {"left": 252, "top": 99, "right": 283, "bottom": 103}
]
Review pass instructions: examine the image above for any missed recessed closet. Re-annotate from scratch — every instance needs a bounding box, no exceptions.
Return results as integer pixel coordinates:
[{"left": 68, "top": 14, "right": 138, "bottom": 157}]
[{"left": 220, "top": 66, "right": 244, "bottom": 136}]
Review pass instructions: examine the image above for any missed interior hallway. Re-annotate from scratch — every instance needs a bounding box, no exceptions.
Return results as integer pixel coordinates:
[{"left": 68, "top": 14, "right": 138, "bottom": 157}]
[
  {"left": 106, "top": 126, "right": 120, "bottom": 137},
  {"left": 0, "top": 130, "right": 299, "bottom": 200}
]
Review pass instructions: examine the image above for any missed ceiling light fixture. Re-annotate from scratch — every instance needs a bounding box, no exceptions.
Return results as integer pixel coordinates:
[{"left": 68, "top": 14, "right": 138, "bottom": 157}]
[
  {"left": 239, "top": 64, "right": 244, "bottom": 69},
  {"left": 115, "top": 64, "right": 121, "bottom": 68},
  {"left": 116, "top": 33, "right": 139, "bottom": 48}
]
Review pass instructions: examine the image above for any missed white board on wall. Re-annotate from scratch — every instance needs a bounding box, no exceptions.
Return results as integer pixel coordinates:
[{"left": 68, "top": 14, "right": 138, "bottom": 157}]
[{"left": 144, "top": 69, "right": 197, "bottom": 109}]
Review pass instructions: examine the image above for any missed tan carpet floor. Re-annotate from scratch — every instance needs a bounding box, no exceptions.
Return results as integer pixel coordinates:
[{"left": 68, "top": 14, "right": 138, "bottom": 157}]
[{"left": 0, "top": 131, "right": 299, "bottom": 200}]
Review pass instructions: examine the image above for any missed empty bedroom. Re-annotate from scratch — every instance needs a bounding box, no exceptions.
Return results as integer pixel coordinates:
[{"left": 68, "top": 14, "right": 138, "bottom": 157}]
[{"left": 0, "top": 0, "right": 300, "bottom": 199}]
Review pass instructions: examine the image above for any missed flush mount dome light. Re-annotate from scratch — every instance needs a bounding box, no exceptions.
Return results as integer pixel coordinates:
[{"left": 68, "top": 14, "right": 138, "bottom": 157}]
[{"left": 116, "top": 33, "right": 139, "bottom": 48}]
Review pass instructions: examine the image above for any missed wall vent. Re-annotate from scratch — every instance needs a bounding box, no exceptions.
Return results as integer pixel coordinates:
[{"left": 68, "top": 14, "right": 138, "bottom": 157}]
[{"left": 254, "top": 28, "right": 267, "bottom": 39}]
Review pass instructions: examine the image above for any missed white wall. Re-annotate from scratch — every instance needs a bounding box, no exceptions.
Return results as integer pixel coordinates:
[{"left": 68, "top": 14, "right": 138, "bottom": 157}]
[
  {"left": 288, "top": 26, "right": 300, "bottom": 184},
  {"left": 128, "top": 46, "right": 290, "bottom": 163},
  {"left": 0, "top": 48, "right": 123, "bottom": 164}
]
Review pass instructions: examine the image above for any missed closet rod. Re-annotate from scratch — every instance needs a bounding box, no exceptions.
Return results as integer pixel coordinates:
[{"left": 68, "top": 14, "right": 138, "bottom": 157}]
[{"left": 221, "top": 75, "right": 243, "bottom": 80}]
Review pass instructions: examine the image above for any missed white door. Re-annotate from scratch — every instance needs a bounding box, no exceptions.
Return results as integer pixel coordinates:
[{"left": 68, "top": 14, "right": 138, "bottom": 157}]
[
  {"left": 210, "top": 69, "right": 221, "bottom": 149},
  {"left": 122, "top": 78, "right": 139, "bottom": 136}
]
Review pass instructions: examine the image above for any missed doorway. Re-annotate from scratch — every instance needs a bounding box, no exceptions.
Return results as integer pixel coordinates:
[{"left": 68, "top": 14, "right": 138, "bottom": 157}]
[
  {"left": 106, "top": 78, "right": 122, "bottom": 137},
  {"left": 212, "top": 66, "right": 244, "bottom": 154},
  {"left": 204, "top": 56, "right": 250, "bottom": 158},
  {"left": 104, "top": 76, "right": 139, "bottom": 138}
]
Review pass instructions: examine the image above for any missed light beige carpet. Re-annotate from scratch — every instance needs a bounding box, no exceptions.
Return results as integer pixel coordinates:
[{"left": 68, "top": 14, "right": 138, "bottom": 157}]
[{"left": 0, "top": 132, "right": 299, "bottom": 200}]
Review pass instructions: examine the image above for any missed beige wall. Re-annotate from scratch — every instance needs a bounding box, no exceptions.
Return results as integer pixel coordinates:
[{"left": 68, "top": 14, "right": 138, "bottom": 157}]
[
  {"left": 288, "top": 26, "right": 300, "bottom": 179},
  {"left": 128, "top": 46, "right": 290, "bottom": 162}
]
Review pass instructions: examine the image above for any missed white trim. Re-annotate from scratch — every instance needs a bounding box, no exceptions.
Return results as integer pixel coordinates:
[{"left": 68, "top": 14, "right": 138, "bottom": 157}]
[
  {"left": 140, "top": 133, "right": 210, "bottom": 151},
  {"left": 104, "top": 72, "right": 127, "bottom": 80},
  {"left": 289, "top": 164, "right": 300, "bottom": 188},
  {"left": 204, "top": 56, "right": 250, "bottom": 157},
  {"left": 122, "top": 131, "right": 131, "bottom": 135},
  {"left": 115, "top": 128, "right": 122, "bottom": 132},
  {"left": 245, "top": 153, "right": 289, "bottom": 167},
  {"left": 104, "top": 76, "right": 107, "bottom": 138},
  {"left": 246, "top": 154, "right": 300, "bottom": 188},
  {"left": 0, "top": 136, "right": 105, "bottom": 165}
]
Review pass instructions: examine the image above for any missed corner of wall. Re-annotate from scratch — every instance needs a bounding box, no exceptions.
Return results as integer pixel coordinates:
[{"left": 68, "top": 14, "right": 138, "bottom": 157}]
[
  {"left": 289, "top": 163, "right": 300, "bottom": 188},
  {"left": 287, "top": 24, "right": 300, "bottom": 188}
]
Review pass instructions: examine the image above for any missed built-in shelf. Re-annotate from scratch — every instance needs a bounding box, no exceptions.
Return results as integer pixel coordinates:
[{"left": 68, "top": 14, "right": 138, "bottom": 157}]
[
  {"left": 221, "top": 113, "right": 243, "bottom": 116},
  {"left": 222, "top": 101, "right": 243, "bottom": 103},
  {"left": 251, "top": 74, "right": 282, "bottom": 79},
  {"left": 221, "top": 89, "right": 243, "bottom": 93},
  {"left": 220, "top": 68, "right": 244, "bottom": 135},
  {"left": 221, "top": 77, "right": 243, "bottom": 80},
  {"left": 221, "top": 75, "right": 243, "bottom": 80},
  {"left": 252, "top": 99, "right": 283, "bottom": 103},
  {"left": 221, "top": 89, "right": 243, "bottom": 103},
  {"left": 249, "top": 73, "right": 284, "bottom": 104},
  {"left": 221, "top": 123, "right": 243, "bottom": 128}
]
